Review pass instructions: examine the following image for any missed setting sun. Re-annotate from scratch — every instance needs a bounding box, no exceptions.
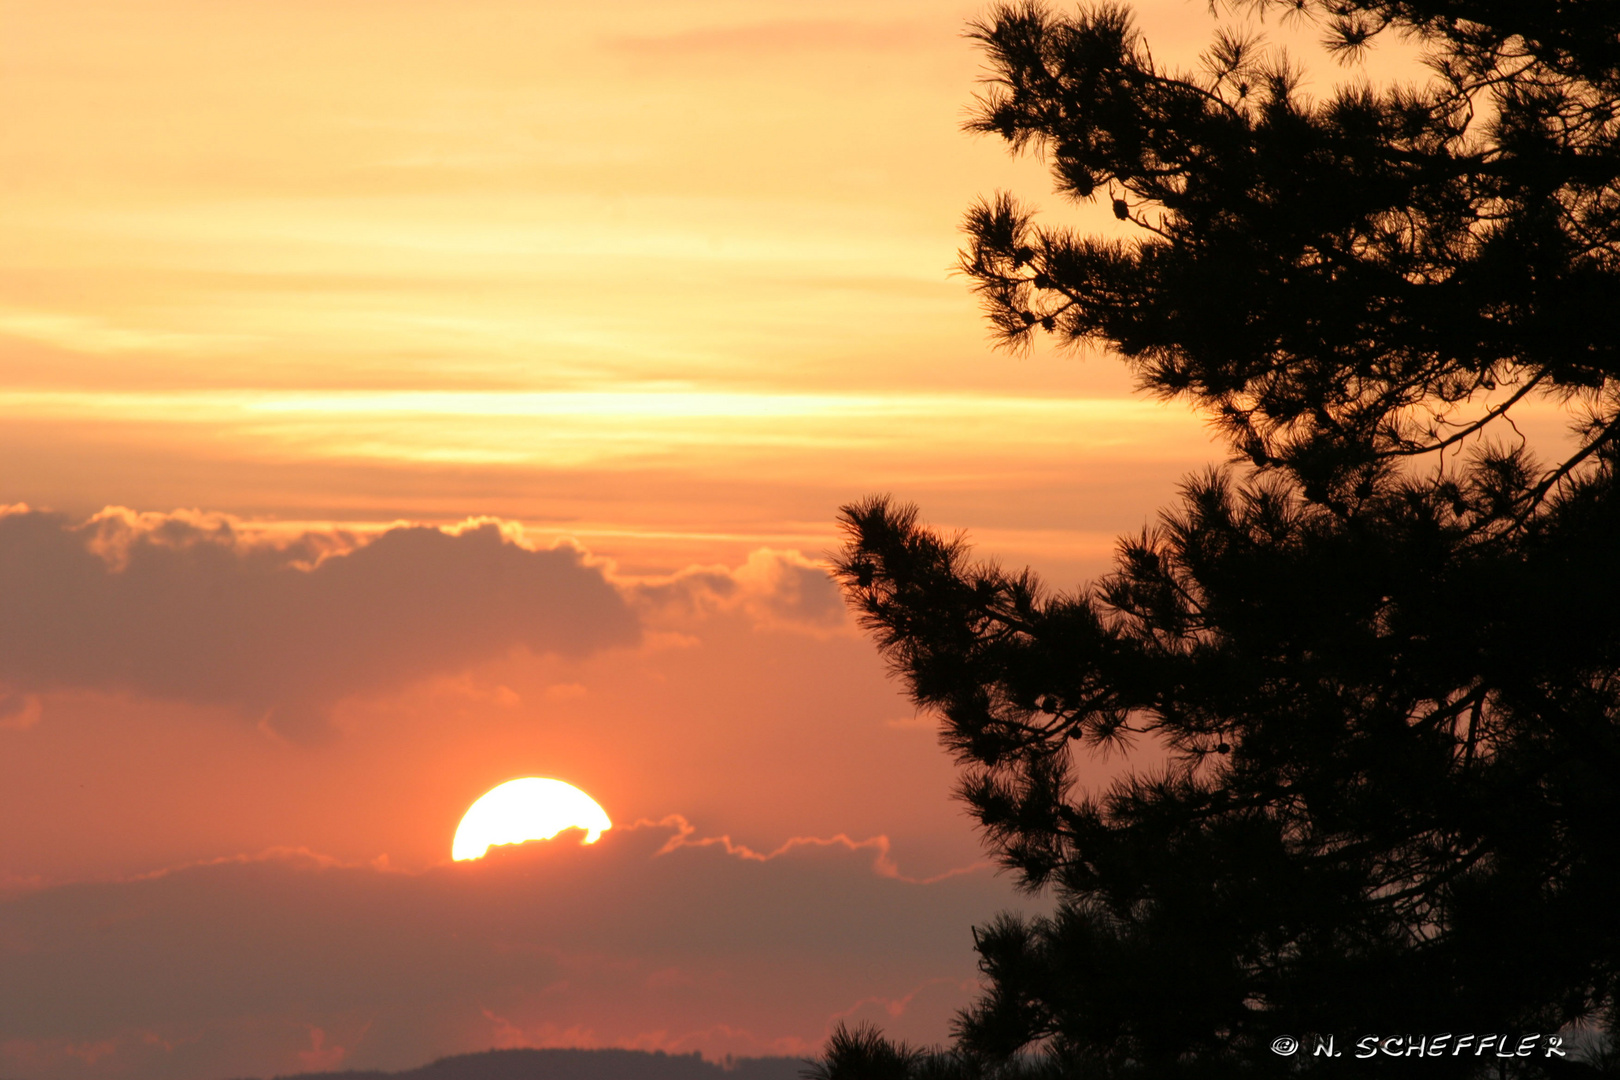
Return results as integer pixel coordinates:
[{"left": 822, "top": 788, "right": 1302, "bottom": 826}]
[{"left": 452, "top": 778, "right": 612, "bottom": 861}]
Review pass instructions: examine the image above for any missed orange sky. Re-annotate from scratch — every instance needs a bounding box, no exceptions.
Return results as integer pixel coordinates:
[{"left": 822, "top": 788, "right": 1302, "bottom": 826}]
[
  {"left": 1, "top": 0, "right": 1248, "bottom": 579},
  {"left": 0, "top": 2, "right": 1459, "bottom": 1077}
]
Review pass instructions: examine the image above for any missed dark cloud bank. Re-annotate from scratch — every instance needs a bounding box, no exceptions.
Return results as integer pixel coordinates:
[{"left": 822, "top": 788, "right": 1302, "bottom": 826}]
[
  {"left": 0, "top": 506, "right": 848, "bottom": 739},
  {"left": 0, "top": 820, "right": 1035, "bottom": 1080},
  {"left": 0, "top": 507, "right": 638, "bottom": 738},
  {"left": 261, "top": 1046, "right": 803, "bottom": 1080}
]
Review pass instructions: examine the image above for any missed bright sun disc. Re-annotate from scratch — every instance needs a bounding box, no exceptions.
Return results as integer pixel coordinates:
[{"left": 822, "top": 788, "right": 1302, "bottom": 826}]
[{"left": 452, "top": 778, "right": 612, "bottom": 861}]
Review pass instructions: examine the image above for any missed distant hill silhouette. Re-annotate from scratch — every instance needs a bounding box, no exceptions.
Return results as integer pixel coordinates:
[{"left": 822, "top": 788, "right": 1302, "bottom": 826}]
[{"left": 243, "top": 1047, "right": 808, "bottom": 1080}]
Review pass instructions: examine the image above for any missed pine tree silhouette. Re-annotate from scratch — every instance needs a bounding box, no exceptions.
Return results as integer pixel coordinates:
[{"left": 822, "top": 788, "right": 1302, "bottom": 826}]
[{"left": 822, "top": 2, "right": 1620, "bottom": 1076}]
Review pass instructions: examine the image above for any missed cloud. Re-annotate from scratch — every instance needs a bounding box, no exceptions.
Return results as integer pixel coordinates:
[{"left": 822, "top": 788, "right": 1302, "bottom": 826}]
[
  {"left": 630, "top": 549, "right": 847, "bottom": 633},
  {"left": 0, "top": 504, "right": 859, "bottom": 740},
  {"left": 0, "top": 820, "right": 1035, "bottom": 1080},
  {"left": 0, "top": 506, "right": 637, "bottom": 738},
  {"left": 646, "top": 815, "right": 982, "bottom": 886},
  {"left": 0, "top": 688, "right": 43, "bottom": 731}
]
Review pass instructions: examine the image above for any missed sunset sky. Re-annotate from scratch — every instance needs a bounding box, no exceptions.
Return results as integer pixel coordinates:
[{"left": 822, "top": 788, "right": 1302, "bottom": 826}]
[{"left": 0, "top": 2, "right": 1439, "bottom": 1077}]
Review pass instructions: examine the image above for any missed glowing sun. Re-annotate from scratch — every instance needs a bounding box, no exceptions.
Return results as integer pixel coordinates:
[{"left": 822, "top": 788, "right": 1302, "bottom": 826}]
[{"left": 452, "top": 778, "right": 612, "bottom": 861}]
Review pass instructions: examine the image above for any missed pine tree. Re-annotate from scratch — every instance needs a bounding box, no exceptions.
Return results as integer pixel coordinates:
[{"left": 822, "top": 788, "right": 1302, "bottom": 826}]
[{"left": 819, "top": 2, "right": 1620, "bottom": 1075}]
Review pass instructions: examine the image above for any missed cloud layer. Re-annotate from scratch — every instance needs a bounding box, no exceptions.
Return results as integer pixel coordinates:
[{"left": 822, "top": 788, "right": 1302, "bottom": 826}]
[
  {"left": 0, "top": 820, "right": 1034, "bottom": 1080},
  {"left": 0, "top": 507, "right": 639, "bottom": 738},
  {"left": 630, "top": 548, "right": 846, "bottom": 632}
]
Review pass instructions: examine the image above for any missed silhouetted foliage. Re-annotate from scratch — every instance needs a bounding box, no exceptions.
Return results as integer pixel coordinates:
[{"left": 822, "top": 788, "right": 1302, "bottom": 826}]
[
  {"left": 804, "top": 1023, "right": 935, "bottom": 1080},
  {"left": 825, "top": 1, "right": 1620, "bottom": 1076},
  {"left": 960, "top": 0, "right": 1620, "bottom": 509}
]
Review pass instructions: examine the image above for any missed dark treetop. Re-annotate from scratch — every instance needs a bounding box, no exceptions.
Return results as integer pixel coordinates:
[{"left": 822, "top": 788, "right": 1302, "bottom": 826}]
[{"left": 962, "top": 0, "right": 1620, "bottom": 508}]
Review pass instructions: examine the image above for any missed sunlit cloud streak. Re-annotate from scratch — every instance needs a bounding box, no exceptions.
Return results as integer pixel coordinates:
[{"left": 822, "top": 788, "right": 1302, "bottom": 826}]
[{"left": 0, "top": 387, "right": 1198, "bottom": 466}]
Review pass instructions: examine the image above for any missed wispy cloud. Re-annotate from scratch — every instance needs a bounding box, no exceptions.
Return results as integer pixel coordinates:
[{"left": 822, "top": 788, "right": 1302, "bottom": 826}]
[
  {"left": 629, "top": 549, "right": 847, "bottom": 633},
  {"left": 608, "top": 20, "right": 929, "bottom": 57},
  {"left": 0, "top": 387, "right": 1199, "bottom": 469}
]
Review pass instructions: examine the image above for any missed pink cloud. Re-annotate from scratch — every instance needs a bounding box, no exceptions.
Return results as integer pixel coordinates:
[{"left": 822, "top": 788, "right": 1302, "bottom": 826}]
[
  {"left": 646, "top": 814, "right": 988, "bottom": 885},
  {"left": 0, "top": 504, "right": 861, "bottom": 743},
  {"left": 296, "top": 1026, "right": 347, "bottom": 1071},
  {"left": 629, "top": 549, "right": 848, "bottom": 634},
  {"left": 0, "top": 506, "right": 637, "bottom": 739}
]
